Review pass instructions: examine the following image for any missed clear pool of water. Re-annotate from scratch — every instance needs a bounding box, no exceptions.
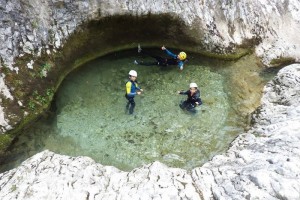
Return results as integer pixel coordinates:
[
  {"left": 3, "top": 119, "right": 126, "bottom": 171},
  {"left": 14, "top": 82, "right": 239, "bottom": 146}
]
[{"left": 1, "top": 49, "right": 268, "bottom": 172}]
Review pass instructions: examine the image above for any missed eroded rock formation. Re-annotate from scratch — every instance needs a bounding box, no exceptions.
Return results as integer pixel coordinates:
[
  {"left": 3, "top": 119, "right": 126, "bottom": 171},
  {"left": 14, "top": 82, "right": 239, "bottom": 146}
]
[
  {"left": 0, "top": 64, "right": 299, "bottom": 199},
  {"left": 1, "top": 0, "right": 300, "bottom": 132},
  {"left": 0, "top": 1, "right": 300, "bottom": 199}
]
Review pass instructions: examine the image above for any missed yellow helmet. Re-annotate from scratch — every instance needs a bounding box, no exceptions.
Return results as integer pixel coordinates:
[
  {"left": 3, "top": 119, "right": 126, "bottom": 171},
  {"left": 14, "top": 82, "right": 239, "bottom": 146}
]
[{"left": 178, "top": 52, "right": 187, "bottom": 60}]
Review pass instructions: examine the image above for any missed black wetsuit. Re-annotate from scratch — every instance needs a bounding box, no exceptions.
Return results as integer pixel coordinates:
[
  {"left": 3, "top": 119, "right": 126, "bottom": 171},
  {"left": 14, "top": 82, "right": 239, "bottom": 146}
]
[{"left": 179, "top": 89, "right": 202, "bottom": 113}]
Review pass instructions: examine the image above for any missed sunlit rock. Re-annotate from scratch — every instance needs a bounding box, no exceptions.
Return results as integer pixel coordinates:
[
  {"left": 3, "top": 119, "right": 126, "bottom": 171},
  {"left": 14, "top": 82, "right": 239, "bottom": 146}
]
[
  {"left": 0, "top": 150, "right": 200, "bottom": 200},
  {"left": 192, "top": 64, "right": 300, "bottom": 200}
]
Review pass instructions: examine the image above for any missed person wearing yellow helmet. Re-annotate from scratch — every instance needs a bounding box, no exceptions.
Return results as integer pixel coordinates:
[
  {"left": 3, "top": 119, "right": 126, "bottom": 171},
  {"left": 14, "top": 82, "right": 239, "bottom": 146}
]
[
  {"left": 178, "top": 51, "right": 187, "bottom": 60},
  {"left": 178, "top": 82, "right": 202, "bottom": 114},
  {"left": 134, "top": 44, "right": 188, "bottom": 70}
]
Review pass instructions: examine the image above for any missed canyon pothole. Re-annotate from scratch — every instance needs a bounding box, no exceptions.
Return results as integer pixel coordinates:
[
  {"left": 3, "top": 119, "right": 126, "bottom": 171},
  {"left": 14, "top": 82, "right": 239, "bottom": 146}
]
[{"left": 0, "top": 49, "right": 271, "bottom": 172}]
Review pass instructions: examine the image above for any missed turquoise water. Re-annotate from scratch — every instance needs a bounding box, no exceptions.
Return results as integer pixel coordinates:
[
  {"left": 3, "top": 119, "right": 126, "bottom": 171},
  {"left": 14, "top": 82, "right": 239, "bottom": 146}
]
[{"left": 1, "top": 49, "right": 260, "bottom": 172}]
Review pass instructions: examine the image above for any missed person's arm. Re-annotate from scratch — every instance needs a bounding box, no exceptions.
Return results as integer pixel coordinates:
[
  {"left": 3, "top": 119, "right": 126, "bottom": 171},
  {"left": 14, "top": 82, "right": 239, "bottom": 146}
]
[
  {"left": 178, "top": 61, "right": 184, "bottom": 70},
  {"left": 135, "top": 83, "right": 143, "bottom": 92},
  {"left": 178, "top": 90, "right": 188, "bottom": 95},
  {"left": 162, "top": 46, "right": 177, "bottom": 59},
  {"left": 164, "top": 49, "right": 177, "bottom": 59},
  {"left": 194, "top": 91, "right": 202, "bottom": 105},
  {"left": 195, "top": 98, "right": 202, "bottom": 105}
]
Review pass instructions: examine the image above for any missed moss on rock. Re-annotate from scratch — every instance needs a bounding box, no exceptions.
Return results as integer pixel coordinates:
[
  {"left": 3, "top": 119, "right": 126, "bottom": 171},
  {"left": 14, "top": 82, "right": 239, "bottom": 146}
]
[{"left": 270, "top": 57, "right": 296, "bottom": 67}]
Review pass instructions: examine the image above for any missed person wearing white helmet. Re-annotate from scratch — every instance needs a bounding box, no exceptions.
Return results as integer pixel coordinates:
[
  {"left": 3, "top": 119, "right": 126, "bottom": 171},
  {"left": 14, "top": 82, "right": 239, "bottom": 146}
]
[
  {"left": 134, "top": 44, "right": 187, "bottom": 71},
  {"left": 125, "top": 70, "right": 143, "bottom": 114},
  {"left": 178, "top": 82, "right": 202, "bottom": 113}
]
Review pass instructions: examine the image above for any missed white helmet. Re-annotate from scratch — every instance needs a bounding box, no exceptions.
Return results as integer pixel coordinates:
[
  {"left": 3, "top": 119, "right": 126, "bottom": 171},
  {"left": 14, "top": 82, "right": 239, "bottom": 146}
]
[
  {"left": 129, "top": 70, "right": 137, "bottom": 77},
  {"left": 189, "top": 82, "right": 198, "bottom": 88}
]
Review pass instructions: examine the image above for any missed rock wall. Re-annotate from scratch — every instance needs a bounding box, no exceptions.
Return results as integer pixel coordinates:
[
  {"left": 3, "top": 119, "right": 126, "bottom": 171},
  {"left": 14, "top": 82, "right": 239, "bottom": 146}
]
[
  {"left": 1, "top": 0, "right": 300, "bottom": 132},
  {"left": 1, "top": 0, "right": 300, "bottom": 69},
  {"left": 0, "top": 64, "right": 299, "bottom": 199},
  {"left": 192, "top": 64, "right": 300, "bottom": 199}
]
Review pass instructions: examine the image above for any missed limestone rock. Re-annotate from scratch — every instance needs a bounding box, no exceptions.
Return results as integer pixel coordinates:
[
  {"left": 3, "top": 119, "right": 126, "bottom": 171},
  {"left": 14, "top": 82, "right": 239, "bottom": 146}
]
[
  {"left": 192, "top": 64, "right": 300, "bottom": 200},
  {"left": 0, "top": 150, "right": 200, "bottom": 200}
]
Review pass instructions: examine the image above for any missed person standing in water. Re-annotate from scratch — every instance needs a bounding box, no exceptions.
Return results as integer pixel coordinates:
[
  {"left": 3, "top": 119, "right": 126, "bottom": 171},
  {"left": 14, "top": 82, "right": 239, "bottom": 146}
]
[
  {"left": 125, "top": 70, "right": 143, "bottom": 115},
  {"left": 134, "top": 44, "right": 188, "bottom": 70},
  {"left": 178, "top": 82, "right": 202, "bottom": 114}
]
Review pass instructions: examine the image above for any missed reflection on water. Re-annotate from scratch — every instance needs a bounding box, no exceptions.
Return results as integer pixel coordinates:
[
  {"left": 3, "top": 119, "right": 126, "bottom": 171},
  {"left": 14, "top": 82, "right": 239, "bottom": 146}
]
[{"left": 0, "top": 49, "right": 269, "bottom": 172}]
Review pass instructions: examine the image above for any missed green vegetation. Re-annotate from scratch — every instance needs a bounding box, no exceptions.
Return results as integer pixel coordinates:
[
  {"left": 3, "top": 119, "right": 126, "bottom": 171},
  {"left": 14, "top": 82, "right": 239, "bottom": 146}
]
[
  {"left": 38, "top": 62, "right": 52, "bottom": 78},
  {"left": 0, "top": 134, "right": 13, "bottom": 155},
  {"left": 270, "top": 56, "right": 295, "bottom": 67},
  {"left": 31, "top": 19, "right": 39, "bottom": 29},
  {"left": 196, "top": 48, "right": 251, "bottom": 60},
  {"left": 28, "top": 88, "right": 54, "bottom": 111}
]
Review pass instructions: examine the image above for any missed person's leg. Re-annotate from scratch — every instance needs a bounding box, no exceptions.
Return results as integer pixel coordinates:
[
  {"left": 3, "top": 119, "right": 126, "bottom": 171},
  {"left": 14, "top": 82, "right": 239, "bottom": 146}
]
[
  {"left": 135, "top": 60, "right": 159, "bottom": 66},
  {"left": 128, "top": 97, "right": 136, "bottom": 114},
  {"left": 179, "top": 100, "right": 188, "bottom": 110},
  {"left": 187, "top": 103, "right": 197, "bottom": 114},
  {"left": 138, "top": 45, "right": 157, "bottom": 58},
  {"left": 141, "top": 50, "right": 166, "bottom": 64},
  {"left": 135, "top": 58, "right": 168, "bottom": 66},
  {"left": 125, "top": 94, "right": 130, "bottom": 113},
  {"left": 126, "top": 101, "right": 130, "bottom": 112},
  {"left": 137, "top": 45, "right": 167, "bottom": 66},
  {"left": 129, "top": 102, "right": 135, "bottom": 114}
]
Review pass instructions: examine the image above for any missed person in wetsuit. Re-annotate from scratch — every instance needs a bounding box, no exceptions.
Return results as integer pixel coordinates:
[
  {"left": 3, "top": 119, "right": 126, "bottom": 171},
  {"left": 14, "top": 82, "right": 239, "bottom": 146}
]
[
  {"left": 178, "top": 82, "right": 202, "bottom": 114},
  {"left": 134, "top": 44, "right": 187, "bottom": 70},
  {"left": 125, "top": 70, "right": 143, "bottom": 115}
]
